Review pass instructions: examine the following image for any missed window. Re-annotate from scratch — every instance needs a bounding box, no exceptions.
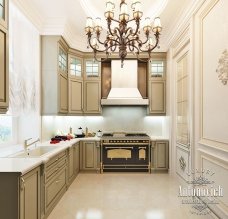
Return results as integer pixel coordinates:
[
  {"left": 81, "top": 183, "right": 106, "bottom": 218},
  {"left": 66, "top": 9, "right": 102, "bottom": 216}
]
[
  {"left": 70, "top": 57, "right": 82, "bottom": 77},
  {"left": 0, "top": 0, "right": 4, "bottom": 19},
  {"left": 0, "top": 116, "right": 13, "bottom": 144},
  {"left": 59, "top": 48, "right": 67, "bottom": 72},
  {"left": 151, "top": 60, "right": 165, "bottom": 77},
  {"left": 85, "top": 60, "right": 99, "bottom": 77}
]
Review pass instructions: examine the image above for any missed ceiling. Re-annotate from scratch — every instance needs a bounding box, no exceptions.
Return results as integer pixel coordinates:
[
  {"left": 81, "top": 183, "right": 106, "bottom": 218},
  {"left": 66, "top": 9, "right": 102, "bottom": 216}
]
[{"left": 12, "top": 0, "right": 195, "bottom": 52}]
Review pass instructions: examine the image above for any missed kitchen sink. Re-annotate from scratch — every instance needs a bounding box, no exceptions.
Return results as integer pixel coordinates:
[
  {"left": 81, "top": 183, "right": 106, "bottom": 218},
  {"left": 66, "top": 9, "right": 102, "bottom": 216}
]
[{"left": 11, "top": 146, "right": 57, "bottom": 158}]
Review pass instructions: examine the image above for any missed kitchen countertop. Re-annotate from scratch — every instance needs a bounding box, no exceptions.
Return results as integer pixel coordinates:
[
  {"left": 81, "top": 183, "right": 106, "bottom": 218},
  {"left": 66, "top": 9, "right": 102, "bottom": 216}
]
[
  {"left": 0, "top": 137, "right": 100, "bottom": 175},
  {"left": 0, "top": 136, "right": 168, "bottom": 175}
]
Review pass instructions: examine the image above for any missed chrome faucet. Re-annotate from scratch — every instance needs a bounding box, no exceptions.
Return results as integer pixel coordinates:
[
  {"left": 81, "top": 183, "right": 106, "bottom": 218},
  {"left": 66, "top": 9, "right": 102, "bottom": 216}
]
[{"left": 24, "top": 138, "right": 40, "bottom": 150}]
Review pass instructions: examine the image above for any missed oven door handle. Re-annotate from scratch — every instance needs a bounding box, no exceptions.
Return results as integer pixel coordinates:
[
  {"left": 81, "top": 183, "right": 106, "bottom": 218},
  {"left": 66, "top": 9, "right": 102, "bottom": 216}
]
[{"left": 105, "top": 147, "right": 133, "bottom": 149}]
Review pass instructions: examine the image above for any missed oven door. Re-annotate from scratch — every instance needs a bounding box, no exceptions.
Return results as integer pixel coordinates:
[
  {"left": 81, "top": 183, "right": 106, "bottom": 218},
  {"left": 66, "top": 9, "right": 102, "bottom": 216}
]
[{"left": 102, "top": 145, "right": 149, "bottom": 166}]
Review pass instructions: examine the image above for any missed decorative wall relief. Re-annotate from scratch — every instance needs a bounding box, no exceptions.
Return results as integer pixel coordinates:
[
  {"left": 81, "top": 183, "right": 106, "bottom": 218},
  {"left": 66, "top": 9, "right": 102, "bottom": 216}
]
[
  {"left": 179, "top": 156, "right": 186, "bottom": 171},
  {"left": 216, "top": 49, "right": 228, "bottom": 85}
]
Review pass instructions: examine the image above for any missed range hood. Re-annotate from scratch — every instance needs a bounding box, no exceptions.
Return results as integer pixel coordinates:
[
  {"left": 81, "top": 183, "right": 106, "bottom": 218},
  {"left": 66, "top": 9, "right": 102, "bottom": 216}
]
[{"left": 101, "top": 60, "right": 149, "bottom": 105}]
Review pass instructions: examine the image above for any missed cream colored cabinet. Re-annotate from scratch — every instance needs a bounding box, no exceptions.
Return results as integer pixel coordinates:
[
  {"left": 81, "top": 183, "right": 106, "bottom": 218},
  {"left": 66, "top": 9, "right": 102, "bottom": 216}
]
[
  {"left": 84, "top": 81, "right": 101, "bottom": 114},
  {"left": 73, "top": 142, "right": 80, "bottom": 176},
  {"left": 41, "top": 36, "right": 69, "bottom": 115},
  {"left": 151, "top": 141, "right": 169, "bottom": 171},
  {"left": 83, "top": 59, "right": 101, "bottom": 114},
  {"left": 20, "top": 167, "right": 41, "bottom": 219},
  {"left": 0, "top": 0, "right": 8, "bottom": 28},
  {"left": 44, "top": 150, "right": 67, "bottom": 217},
  {"left": 148, "top": 80, "right": 166, "bottom": 114},
  {"left": 0, "top": 166, "right": 40, "bottom": 219},
  {"left": 0, "top": 0, "right": 8, "bottom": 113},
  {"left": 80, "top": 141, "right": 100, "bottom": 172},
  {"left": 68, "top": 55, "right": 83, "bottom": 114},
  {"left": 148, "top": 57, "right": 166, "bottom": 115}
]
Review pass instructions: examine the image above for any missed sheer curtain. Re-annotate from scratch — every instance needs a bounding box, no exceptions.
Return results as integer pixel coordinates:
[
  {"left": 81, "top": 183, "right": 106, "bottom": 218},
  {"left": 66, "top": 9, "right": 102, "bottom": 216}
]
[{"left": 8, "top": 2, "right": 41, "bottom": 143}]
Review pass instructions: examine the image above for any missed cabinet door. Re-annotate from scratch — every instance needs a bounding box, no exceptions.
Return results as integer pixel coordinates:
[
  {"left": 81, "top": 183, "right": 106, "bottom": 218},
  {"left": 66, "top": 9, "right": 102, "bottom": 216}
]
[
  {"left": 149, "top": 80, "right": 166, "bottom": 114},
  {"left": 155, "top": 141, "right": 169, "bottom": 170},
  {"left": 84, "top": 81, "right": 101, "bottom": 114},
  {"left": 69, "top": 79, "right": 83, "bottom": 114},
  {"left": 59, "top": 73, "right": 68, "bottom": 113},
  {"left": 82, "top": 142, "right": 99, "bottom": 170},
  {"left": 68, "top": 147, "right": 74, "bottom": 183},
  {"left": 0, "top": 27, "right": 8, "bottom": 112},
  {"left": 73, "top": 143, "right": 80, "bottom": 176},
  {"left": 0, "top": 0, "right": 8, "bottom": 29},
  {"left": 20, "top": 167, "right": 40, "bottom": 219}
]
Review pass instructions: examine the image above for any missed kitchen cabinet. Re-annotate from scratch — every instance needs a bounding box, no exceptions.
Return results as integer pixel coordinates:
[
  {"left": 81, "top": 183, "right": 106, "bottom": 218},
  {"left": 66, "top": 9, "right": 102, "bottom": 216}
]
[
  {"left": 84, "top": 81, "right": 101, "bottom": 114},
  {"left": 83, "top": 59, "right": 101, "bottom": 114},
  {"left": 68, "top": 143, "right": 80, "bottom": 184},
  {"left": 0, "top": 0, "right": 8, "bottom": 29},
  {"left": 68, "top": 54, "right": 84, "bottom": 114},
  {"left": 44, "top": 150, "right": 67, "bottom": 217},
  {"left": 0, "top": 0, "right": 8, "bottom": 113},
  {"left": 151, "top": 141, "right": 169, "bottom": 171},
  {"left": 80, "top": 141, "right": 100, "bottom": 172},
  {"left": 41, "top": 36, "right": 69, "bottom": 115},
  {"left": 0, "top": 166, "right": 40, "bottom": 219},
  {"left": 148, "top": 57, "right": 166, "bottom": 115}
]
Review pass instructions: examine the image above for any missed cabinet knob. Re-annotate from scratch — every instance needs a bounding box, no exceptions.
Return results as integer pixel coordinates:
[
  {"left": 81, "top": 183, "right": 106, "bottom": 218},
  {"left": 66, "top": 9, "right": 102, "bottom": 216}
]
[{"left": 21, "top": 178, "right": 25, "bottom": 190}]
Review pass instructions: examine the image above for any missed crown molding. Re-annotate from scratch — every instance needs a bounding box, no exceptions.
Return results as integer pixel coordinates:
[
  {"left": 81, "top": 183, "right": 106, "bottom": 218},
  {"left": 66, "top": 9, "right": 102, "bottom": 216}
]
[
  {"left": 165, "top": 0, "right": 206, "bottom": 48},
  {"left": 11, "top": 0, "right": 43, "bottom": 32}
]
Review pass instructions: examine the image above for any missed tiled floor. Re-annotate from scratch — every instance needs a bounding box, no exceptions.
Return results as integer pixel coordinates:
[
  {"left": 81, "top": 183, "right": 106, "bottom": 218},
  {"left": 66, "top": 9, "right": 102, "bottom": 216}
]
[{"left": 47, "top": 173, "right": 216, "bottom": 219}]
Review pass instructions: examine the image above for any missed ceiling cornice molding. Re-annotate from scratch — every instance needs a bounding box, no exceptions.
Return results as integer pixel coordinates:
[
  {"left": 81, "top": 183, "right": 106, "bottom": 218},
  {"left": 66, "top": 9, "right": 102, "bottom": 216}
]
[
  {"left": 165, "top": 0, "right": 206, "bottom": 48},
  {"left": 11, "top": 0, "right": 43, "bottom": 32}
]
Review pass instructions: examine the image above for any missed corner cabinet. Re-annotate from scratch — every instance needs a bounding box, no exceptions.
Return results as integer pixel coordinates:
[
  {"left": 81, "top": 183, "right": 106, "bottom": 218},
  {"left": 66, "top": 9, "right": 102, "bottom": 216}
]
[
  {"left": 151, "top": 141, "right": 169, "bottom": 171},
  {"left": 80, "top": 141, "right": 100, "bottom": 172},
  {"left": 41, "top": 36, "right": 69, "bottom": 115},
  {"left": 148, "top": 57, "right": 166, "bottom": 115},
  {"left": 68, "top": 142, "right": 80, "bottom": 184},
  {"left": 0, "top": 0, "right": 8, "bottom": 113},
  {"left": 0, "top": 166, "right": 40, "bottom": 219},
  {"left": 83, "top": 59, "right": 101, "bottom": 114}
]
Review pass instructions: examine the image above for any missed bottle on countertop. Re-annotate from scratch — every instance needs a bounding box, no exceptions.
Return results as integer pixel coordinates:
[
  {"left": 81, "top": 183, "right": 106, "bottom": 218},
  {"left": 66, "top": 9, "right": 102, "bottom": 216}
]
[{"left": 85, "top": 127, "right": 88, "bottom": 137}]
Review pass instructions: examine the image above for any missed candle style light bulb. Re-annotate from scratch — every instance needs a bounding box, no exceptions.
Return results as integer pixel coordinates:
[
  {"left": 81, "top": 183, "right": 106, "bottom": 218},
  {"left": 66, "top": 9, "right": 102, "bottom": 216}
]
[
  {"left": 85, "top": 17, "right": 94, "bottom": 33},
  {"left": 153, "top": 17, "right": 162, "bottom": 33}
]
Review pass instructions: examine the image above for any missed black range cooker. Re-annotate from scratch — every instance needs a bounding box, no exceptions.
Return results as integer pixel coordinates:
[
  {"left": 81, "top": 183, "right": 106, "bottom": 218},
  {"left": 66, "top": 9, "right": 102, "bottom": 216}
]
[{"left": 101, "top": 132, "right": 150, "bottom": 173}]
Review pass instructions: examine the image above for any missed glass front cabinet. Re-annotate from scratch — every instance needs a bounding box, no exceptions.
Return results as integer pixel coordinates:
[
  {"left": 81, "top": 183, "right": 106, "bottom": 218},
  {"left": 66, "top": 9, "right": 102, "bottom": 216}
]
[
  {"left": 0, "top": 0, "right": 7, "bottom": 29},
  {"left": 148, "top": 56, "right": 166, "bottom": 114},
  {"left": 83, "top": 59, "right": 101, "bottom": 114},
  {"left": 68, "top": 55, "right": 84, "bottom": 114}
]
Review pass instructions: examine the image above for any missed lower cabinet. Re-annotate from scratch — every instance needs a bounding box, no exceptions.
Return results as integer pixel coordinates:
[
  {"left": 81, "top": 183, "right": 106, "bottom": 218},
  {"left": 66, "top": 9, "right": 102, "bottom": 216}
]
[
  {"left": 0, "top": 166, "right": 40, "bottom": 219},
  {"left": 68, "top": 143, "right": 80, "bottom": 184},
  {"left": 44, "top": 150, "right": 67, "bottom": 217},
  {"left": 151, "top": 141, "right": 169, "bottom": 171},
  {"left": 80, "top": 141, "right": 100, "bottom": 172}
]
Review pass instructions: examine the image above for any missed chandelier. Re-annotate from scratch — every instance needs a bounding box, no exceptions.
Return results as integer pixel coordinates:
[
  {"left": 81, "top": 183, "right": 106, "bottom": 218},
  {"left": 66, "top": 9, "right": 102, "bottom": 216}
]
[{"left": 85, "top": 0, "right": 162, "bottom": 67}]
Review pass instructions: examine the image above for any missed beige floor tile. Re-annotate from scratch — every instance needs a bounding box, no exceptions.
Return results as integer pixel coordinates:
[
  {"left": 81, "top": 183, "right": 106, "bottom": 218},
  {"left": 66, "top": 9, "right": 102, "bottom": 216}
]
[{"left": 47, "top": 173, "right": 217, "bottom": 219}]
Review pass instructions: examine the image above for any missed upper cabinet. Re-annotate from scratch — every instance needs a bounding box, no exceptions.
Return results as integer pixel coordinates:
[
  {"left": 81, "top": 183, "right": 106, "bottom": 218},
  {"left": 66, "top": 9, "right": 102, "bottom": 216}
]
[
  {"left": 0, "top": 0, "right": 8, "bottom": 29},
  {"left": 83, "top": 59, "right": 101, "bottom": 114},
  {"left": 148, "top": 54, "right": 166, "bottom": 115},
  {"left": 68, "top": 54, "right": 84, "bottom": 114},
  {"left": 84, "top": 59, "right": 101, "bottom": 79},
  {"left": 41, "top": 36, "right": 69, "bottom": 115},
  {"left": 0, "top": 0, "right": 8, "bottom": 114}
]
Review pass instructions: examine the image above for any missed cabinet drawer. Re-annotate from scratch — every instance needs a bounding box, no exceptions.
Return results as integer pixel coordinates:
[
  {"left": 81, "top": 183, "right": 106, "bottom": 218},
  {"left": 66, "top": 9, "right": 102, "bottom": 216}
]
[
  {"left": 45, "top": 168, "right": 66, "bottom": 208},
  {"left": 46, "top": 150, "right": 67, "bottom": 170},
  {"left": 46, "top": 157, "right": 67, "bottom": 181}
]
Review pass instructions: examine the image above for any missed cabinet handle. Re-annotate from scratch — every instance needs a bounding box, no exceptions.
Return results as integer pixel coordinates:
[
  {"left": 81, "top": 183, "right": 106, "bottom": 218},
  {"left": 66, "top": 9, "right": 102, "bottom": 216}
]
[
  {"left": 55, "top": 158, "right": 58, "bottom": 161},
  {"left": 56, "top": 180, "right": 60, "bottom": 183},
  {"left": 21, "top": 178, "right": 25, "bottom": 191}
]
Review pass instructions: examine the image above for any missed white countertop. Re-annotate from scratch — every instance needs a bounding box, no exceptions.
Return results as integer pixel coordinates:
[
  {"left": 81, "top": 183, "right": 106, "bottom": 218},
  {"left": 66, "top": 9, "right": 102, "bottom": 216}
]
[
  {"left": 0, "top": 135, "right": 168, "bottom": 175},
  {"left": 0, "top": 137, "right": 100, "bottom": 175}
]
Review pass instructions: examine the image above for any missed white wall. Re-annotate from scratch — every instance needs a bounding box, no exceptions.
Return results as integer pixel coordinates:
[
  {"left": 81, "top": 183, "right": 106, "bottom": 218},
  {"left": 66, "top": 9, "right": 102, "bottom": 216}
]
[
  {"left": 42, "top": 107, "right": 169, "bottom": 141},
  {"left": 9, "top": 2, "right": 41, "bottom": 144},
  {"left": 167, "top": 0, "right": 228, "bottom": 217}
]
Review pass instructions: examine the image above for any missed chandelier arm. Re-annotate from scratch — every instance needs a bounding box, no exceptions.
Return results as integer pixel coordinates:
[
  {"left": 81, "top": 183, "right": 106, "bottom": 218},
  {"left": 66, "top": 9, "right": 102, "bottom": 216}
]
[
  {"left": 87, "top": 36, "right": 109, "bottom": 53},
  {"left": 110, "top": 44, "right": 118, "bottom": 52},
  {"left": 128, "top": 44, "right": 135, "bottom": 52},
  {"left": 94, "top": 51, "right": 110, "bottom": 63},
  {"left": 131, "top": 19, "right": 140, "bottom": 36}
]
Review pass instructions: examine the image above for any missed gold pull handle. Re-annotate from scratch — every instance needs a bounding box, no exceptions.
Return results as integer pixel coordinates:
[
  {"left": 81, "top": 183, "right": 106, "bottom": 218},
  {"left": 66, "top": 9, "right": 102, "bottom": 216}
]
[{"left": 56, "top": 179, "right": 60, "bottom": 183}]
